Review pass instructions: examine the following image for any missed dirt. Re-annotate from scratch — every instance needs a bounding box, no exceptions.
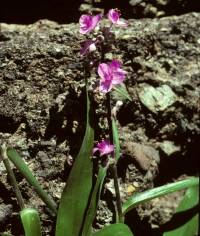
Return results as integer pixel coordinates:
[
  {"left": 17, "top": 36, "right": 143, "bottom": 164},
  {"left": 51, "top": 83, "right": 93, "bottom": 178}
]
[{"left": 0, "top": 12, "right": 199, "bottom": 235}]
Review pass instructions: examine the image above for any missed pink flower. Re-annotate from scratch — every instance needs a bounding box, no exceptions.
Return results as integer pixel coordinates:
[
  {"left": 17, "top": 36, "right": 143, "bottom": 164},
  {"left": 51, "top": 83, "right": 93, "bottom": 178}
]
[
  {"left": 107, "top": 9, "right": 128, "bottom": 27},
  {"left": 80, "top": 40, "right": 96, "bottom": 56},
  {"left": 93, "top": 140, "right": 114, "bottom": 156},
  {"left": 79, "top": 14, "right": 102, "bottom": 34},
  {"left": 98, "top": 60, "right": 127, "bottom": 93}
]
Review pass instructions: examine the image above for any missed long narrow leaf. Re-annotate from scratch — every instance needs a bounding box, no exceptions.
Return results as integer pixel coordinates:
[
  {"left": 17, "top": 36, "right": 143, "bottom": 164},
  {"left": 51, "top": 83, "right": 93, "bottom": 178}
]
[
  {"left": 122, "top": 177, "right": 199, "bottom": 215},
  {"left": 1, "top": 145, "right": 24, "bottom": 210},
  {"left": 81, "top": 166, "right": 107, "bottom": 236},
  {"left": 55, "top": 86, "right": 94, "bottom": 236},
  {"left": 112, "top": 119, "right": 120, "bottom": 161},
  {"left": 163, "top": 185, "right": 199, "bottom": 236},
  {"left": 92, "top": 223, "right": 133, "bottom": 236},
  {"left": 6, "top": 148, "right": 57, "bottom": 215},
  {"left": 20, "top": 208, "right": 42, "bottom": 236}
]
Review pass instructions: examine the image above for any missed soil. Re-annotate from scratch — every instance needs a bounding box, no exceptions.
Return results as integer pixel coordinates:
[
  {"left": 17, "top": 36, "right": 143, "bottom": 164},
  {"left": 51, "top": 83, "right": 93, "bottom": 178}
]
[{"left": 0, "top": 8, "right": 199, "bottom": 236}]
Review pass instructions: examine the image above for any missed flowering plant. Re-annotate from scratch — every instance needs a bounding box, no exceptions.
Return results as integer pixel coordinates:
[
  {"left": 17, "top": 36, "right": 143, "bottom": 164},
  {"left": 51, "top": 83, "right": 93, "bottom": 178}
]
[{"left": 0, "top": 8, "right": 199, "bottom": 236}]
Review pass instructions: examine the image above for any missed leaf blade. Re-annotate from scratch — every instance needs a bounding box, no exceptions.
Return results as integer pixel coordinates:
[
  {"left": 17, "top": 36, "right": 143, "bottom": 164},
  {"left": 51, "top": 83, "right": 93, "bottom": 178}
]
[
  {"left": 122, "top": 177, "right": 199, "bottom": 215},
  {"left": 81, "top": 166, "right": 107, "bottom": 236},
  {"left": 163, "top": 185, "right": 199, "bottom": 236},
  {"left": 6, "top": 148, "right": 57, "bottom": 215},
  {"left": 20, "top": 208, "right": 42, "bottom": 236},
  {"left": 55, "top": 87, "right": 94, "bottom": 236},
  {"left": 92, "top": 223, "right": 133, "bottom": 236}
]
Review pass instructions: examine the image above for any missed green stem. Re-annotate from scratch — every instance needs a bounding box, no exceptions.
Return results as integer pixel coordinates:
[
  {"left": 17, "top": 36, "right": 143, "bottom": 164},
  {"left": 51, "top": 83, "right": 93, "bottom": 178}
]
[
  {"left": 106, "top": 93, "right": 123, "bottom": 223},
  {"left": 111, "top": 164, "right": 124, "bottom": 223},
  {"left": 106, "top": 93, "right": 113, "bottom": 143},
  {"left": 1, "top": 144, "right": 25, "bottom": 210}
]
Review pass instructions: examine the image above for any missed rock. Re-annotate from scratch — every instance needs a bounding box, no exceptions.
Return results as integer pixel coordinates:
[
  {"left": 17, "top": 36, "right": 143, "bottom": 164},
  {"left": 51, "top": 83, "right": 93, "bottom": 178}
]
[
  {"left": 157, "top": 0, "right": 170, "bottom": 6},
  {"left": 138, "top": 84, "right": 177, "bottom": 113},
  {"left": 159, "top": 140, "right": 181, "bottom": 156},
  {"left": 126, "top": 184, "right": 136, "bottom": 196},
  {"left": 79, "top": 3, "right": 92, "bottom": 12},
  {"left": 0, "top": 204, "right": 13, "bottom": 224},
  {"left": 125, "top": 142, "right": 160, "bottom": 171},
  {"left": 129, "top": 0, "right": 143, "bottom": 6}
]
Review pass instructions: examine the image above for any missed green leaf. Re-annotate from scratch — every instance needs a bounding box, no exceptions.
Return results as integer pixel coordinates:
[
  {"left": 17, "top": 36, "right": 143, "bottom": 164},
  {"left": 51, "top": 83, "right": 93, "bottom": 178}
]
[
  {"left": 112, "top": 119, "right": 120, "bottom": 161},
  {"left": 55, "top": 86, "right": 94, "bottom": 236},
  {"left": 122, "top": 177, "right": 199, "bottom": 215},
  {"left": 20, "top": 208, "right": 42, "bottom": 236},
  {"left": 92, "top": 223, "right": 133, "bottom": 236},
  {"left": 6, "top": 148, "right": 57, "bottom": 215},
  {"left": 81, "top": 166, "right": 107, "bottom": 236},
  {"left": 1, "top": 144, "right": 25, "bottom": 210},
  {"left": 112, "top": 83, "right": 132, "bottom": 102},
  {"left": 163, "top": 185, "right": 199, "bottom": 236}
]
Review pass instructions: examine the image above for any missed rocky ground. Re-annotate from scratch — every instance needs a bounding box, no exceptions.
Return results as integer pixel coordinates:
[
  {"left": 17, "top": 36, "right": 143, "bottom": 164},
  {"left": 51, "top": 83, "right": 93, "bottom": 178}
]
[{"left": 0, "top": 11, "right": 199, "bottom": 235}]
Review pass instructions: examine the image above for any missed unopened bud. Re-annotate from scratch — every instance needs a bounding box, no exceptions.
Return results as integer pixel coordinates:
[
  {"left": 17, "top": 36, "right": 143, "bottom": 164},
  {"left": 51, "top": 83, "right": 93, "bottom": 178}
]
[
  {"left": 89, "top": 43, "right": 97, "bottom": 52},
  {"left": 112, "top": 100, "right": 123, "bottom": 118}
]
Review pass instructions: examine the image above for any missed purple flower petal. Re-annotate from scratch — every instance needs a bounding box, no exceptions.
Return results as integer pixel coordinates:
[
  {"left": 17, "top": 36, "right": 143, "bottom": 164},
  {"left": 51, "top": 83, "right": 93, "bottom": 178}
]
[
  {"left": 97, "top": 60, "right": 127, "bottom": 93},
  {"left": 110, "top": 60, "right": 127, "bottom": 85},
  {"left": 109, "top": 60, "right": 122, "bottom": 71},
  {"left": 79, "top": 14, "right": 102, "bottom": 34},
  {"left": 79, "top": 15, "right": 91, "bottom": 34},
  {"left": 93, "top": 140, "right": 114, "bottom": 156},
  {"left": 108, "top": 9, "right": 120, "bottom": 24},
  {"left": 98, "top": 63, "right": 112, "bottom": 80},
  {"left": 99, "top": 78, "right": 112, "bottom": 93},
  {"left": 107, "top": 9, "right": 128, "bottom": 27},
  {"left": 91, "top": 14, "right": 102, "bottom": 31},
  {"left": 112, "top": 70, "right": 127, "bottom": 85}
]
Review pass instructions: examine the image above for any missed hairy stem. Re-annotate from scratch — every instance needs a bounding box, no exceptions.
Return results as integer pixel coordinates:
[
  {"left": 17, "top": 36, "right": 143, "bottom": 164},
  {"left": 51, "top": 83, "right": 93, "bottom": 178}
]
[
  {"left": 106, "top": 93, "right": 113, "bottom": 143},
  {"left": 111, "top": 163, "right": 124, "bottom": 223},
  {"left": 1, "top": 144, "right": 25, "bottom": 210},
  {"left": 106, "top": 93, "right": 123, "bottom": 223}
]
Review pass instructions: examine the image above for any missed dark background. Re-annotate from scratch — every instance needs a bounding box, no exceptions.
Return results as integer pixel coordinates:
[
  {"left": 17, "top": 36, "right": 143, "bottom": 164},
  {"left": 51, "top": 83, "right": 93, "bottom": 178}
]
[{"left": 0, "top": 0, "right": 200, "bottom": 24}]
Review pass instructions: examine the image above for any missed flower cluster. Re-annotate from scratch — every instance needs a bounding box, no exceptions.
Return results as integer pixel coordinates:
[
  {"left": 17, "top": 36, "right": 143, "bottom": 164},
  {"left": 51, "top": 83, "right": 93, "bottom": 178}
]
[
  {"left": 79, "top": 9, "right": 127, "bottom": 35},
  {"left": 79, "top": 8, "right": 128, "bottom": 93},
  {"left": 79, "top": 9, "right": 128, "bottom": 157}
]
